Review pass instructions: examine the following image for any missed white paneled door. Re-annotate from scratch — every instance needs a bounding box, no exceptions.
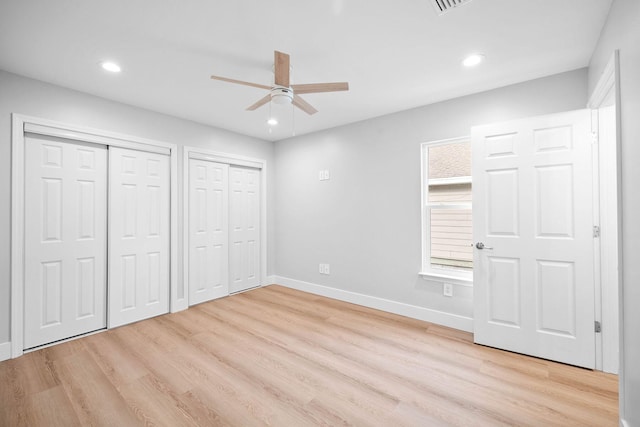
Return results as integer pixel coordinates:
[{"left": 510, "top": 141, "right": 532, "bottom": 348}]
[
  {"left": 109, "top": 147, "right": 170, "bottom": 328},
  {"left": 472, "top": 109, "right": 595, "bottom": 368},
  {"left": 229, "top": 166, "right": 261, "bottom": 293},
  {"left": 24, "top": 135, "right": 107, "bottom": 349},
  {"left": 188, "top": 159, "right": 229, "bottom": 305}
]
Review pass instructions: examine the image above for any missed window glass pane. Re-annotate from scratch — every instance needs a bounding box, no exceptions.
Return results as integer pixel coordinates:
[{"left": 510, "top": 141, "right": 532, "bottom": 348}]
[
  {"left": 429, "top": 207, "right": 473, "bottom": 272},
  {"left": 428, "top": 142, "right": 471, "bottom": 179},
  {"left": 422, "top": 139, "right": 473, "bottom": 275},
  {"left": 428, "top": 182, "right": 472, "bottom": 204}
]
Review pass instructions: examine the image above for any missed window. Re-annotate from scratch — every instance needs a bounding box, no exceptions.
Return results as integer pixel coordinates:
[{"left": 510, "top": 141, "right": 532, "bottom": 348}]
[{"left": 421, "top": 137, "right": 473, "bottom": 281}]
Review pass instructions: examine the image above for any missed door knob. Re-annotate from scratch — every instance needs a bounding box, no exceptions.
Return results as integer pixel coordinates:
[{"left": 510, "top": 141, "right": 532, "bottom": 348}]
[{"left": 475, "top": 242, "right": 493, "bottom": 250}]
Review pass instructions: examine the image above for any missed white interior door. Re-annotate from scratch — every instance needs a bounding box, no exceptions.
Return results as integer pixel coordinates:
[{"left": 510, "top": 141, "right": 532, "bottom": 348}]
[
  {"left": 229, "top": 166, "right": 261, "bottom": 293},
  {"left": 472, "top": 109, "right": 596, "bottom": 368},
  {"left": 188, "top": 159, "right": 229, "bottom": 305},
  {"left": 109, "top": 147, "right": 170, "bottom": 327},
  {"left": 24, "top": 135, "right": 107, "bottom": 349}
]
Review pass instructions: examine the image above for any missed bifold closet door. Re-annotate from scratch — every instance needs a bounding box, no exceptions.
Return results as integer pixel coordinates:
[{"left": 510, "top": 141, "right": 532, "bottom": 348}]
[
  {"left": 109, "top": 147, "right": 170, "bottom": 328},
  {"left": 188, "top": 159, "right": 229, "bottom": 305},
  {"left": 229, "top": 166, "right": 261, "bottom": 293},
  {"left": 24, "top": 135, "right": 107, "bottom": 349}
]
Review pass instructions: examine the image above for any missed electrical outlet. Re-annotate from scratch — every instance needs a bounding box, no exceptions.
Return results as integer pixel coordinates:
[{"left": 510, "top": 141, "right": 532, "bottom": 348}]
[
  {"left": 319, "top": 171, "right": 324, "bottom": 181},
  {"left": 324, "top": 264, "right": 330, "bottom": 274},
  {"left": 324, "top": 170, "right": 330, "bottom": 180},
  {"left": 319, "top": 263, "right": 324, "bottom": 273},
  {"left": 443, "top": 283, "right": 453, "bottom": 297}
]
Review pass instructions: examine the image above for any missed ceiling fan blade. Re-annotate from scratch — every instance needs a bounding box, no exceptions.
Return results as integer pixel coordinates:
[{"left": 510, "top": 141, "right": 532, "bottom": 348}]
[
  {"left": 210, "top": 75, "right": 271, "bottom": 90},
  {"left": 246, "top": 94, "right": 272, "bottom": 111},
  {"left": 274, "top": 51, "right": 290, "bottom": 87},
  {"left": 292, "top": 95, "right": 318, "bottom": 115},
  {"left": 291, "top": 82, "right": 349, "bottom": 94}
]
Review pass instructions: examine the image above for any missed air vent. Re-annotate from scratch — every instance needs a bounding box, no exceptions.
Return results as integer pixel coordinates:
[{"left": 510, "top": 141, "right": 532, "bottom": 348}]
[{"left": 430, "top": 0, "right": 472, "bottom": 15}]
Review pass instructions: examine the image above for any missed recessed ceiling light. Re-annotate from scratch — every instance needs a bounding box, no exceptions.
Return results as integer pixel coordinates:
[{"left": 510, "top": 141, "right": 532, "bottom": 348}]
[
  {"left": 267, "top": 118, "right": 278, "bottom": 126},
  {"left": 100, "top": 61, "right": 121, "bottom": 73},
  {"left": 462, "top": 54, "right": 485, "bottom": 67}
]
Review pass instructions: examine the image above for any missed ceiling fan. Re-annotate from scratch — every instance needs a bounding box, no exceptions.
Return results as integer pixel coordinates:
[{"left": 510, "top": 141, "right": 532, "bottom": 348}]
[{"left": 210, "top": 51, "right": 349, "bottom": 115}]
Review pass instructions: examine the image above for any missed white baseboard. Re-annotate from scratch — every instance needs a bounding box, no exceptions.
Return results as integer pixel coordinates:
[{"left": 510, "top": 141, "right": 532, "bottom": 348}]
[
  {"left": 265, "top": 275, "right": 277, "bottom": 285},
  {"left": 273, "top": 276, "right": 473, "bottom": 332},
  {"left": 621, "top": 418, "right": 629, "bottom": 427},
  {"left": 0, "top": 342, "right": 11, "bottom": 361}
]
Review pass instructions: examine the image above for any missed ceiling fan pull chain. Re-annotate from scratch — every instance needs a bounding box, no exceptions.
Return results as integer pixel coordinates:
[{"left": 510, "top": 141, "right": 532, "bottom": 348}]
[{"left": 292, "top": 104, "right": 296, "bottom": 137}]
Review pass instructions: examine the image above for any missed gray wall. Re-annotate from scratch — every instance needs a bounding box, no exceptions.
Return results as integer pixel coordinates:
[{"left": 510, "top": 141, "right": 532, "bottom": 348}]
[
  {"left": 588, "top": 0, "right": 640, "bottom": 424},
  {"left": 0, "top": 70, "right": 275, "bottom": 344},
  {"left": 274, "top": 68, "right": 588, "bottom": 322}
]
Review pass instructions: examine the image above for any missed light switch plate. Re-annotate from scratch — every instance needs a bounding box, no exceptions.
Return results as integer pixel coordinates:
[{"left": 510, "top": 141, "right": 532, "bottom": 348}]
[{"left": 319, "top": 263, "right": 331, "bottom": 275}]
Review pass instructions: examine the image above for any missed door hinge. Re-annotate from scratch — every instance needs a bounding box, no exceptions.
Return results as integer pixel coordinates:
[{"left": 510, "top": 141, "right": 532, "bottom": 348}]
[
  {"left": 593, "top": 225, "right": 601, "bottom": 238},
  {"left": 591, "top": 131, "right": 599, "bottom": 145},
  {"left": 595, "top": 321, "right": 602, "bottom": 333}
]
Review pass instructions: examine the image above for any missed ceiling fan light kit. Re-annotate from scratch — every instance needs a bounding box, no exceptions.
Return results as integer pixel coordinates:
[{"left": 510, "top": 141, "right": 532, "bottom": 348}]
[
  {"left": 271, "top": 86, "right": 294, "bottom": 105},
  {"left": 211, "top": 50, "right": 349, "bottom": 116}
]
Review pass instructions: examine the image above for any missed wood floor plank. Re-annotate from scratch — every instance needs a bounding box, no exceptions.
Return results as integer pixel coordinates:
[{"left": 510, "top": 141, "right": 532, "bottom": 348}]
[
  {"left": 119, "top": 374, "right": 199, "bottom": 427},
  {"left": 53, "top": 349, "right": 139, "bottom": 426},
  {"left": 0, "top": 359, "right": 29, "bottom": 426},
  {"left": 0, "top": 284, "right": 618, "bottom": 426},
  {"left": 113, "top": 321, "right": 203, "bottom": 395},
  {"left": 23, "top": 386, "right": 82, "bottom": 427},
  {"left": 83, "top": 330, "right": 150, "bottom": 388},
  {"left": 2, "top": 350, "right": 59, "bottom": 396},
  {"left": 199, "top": 308, "right": 397, "bottom": 398},
  {"left": 198, "top": 293, "right": 542, "bottom": 426},
  {"left": 190, "top": 330, "right": 318, "bottom": 405}
]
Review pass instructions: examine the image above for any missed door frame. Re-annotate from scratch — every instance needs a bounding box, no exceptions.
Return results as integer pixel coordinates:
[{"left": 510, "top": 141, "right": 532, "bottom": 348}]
[
  {"left": 10, "top": 114, "right": 180, "bottom": 358},
  {"left": 587, "top": 50, "right": 621, "bottom": 375},
  {"left": 183, "top": 146, "right": 268, "bottom": 304}
]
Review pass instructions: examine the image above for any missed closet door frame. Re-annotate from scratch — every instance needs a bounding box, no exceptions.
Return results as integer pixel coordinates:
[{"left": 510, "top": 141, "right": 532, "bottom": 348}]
[
  {"left": 183, "top": 146, "right": 268, "bottom": 303},
  {"left": 10, "top": 114, "right": 181, "bottom": 358}
]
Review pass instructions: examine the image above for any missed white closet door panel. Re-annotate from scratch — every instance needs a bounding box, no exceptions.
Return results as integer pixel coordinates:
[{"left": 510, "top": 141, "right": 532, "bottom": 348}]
[
  {"left": 109, "top": 147, "right": 170, "bottom": 327},
  {"left": 229, "top": 166, "right": 260, "bottom": 293},
  {"left": 188, "top": 159, "right": 229, "bottom": 305},
  {"left": 24, "top": 135, "right": 107, "bottom": 349}
]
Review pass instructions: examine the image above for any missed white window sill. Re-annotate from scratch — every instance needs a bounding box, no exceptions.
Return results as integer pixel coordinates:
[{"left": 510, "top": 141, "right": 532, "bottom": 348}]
[{"left": 419, "top": 271, "right": 473, "bottom": 287}]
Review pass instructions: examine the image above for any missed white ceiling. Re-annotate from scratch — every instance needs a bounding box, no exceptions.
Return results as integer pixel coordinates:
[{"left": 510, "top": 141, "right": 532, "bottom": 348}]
[{"left": 0, "top": 0, "right": 612, "bottom": 141}]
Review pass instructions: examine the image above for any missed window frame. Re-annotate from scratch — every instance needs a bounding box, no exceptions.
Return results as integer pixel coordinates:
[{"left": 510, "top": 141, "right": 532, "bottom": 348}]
[{"left": 419, "top": 136, "right": 473, "bottom": 284}]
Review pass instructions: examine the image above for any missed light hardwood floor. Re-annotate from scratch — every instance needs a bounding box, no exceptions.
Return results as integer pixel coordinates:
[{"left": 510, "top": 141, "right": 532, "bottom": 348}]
[{"left": 0, "top": 285, "right": 618, "bottom": 426}]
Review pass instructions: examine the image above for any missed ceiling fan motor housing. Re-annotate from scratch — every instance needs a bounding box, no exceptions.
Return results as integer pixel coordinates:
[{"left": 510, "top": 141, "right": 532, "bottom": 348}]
[{"left": 271, "top": 86, "right": 294, "bottom": 104}]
